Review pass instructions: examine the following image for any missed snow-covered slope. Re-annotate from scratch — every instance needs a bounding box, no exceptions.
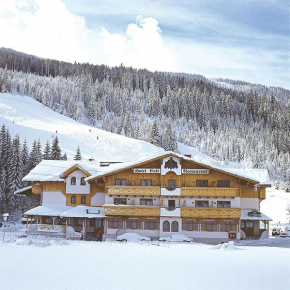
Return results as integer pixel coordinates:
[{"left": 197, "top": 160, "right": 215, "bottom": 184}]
[{"left": 0, "top": 93, "right": 165, "bottom": 161}]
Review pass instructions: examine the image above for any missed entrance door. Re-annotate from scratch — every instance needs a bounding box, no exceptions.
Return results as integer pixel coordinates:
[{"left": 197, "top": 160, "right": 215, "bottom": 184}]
[
  {"left": 168, "top": 179, "right": 176, "bottom": 190},
  {"left": 241, "top": 221, "right": 254, "bottom": 237}
]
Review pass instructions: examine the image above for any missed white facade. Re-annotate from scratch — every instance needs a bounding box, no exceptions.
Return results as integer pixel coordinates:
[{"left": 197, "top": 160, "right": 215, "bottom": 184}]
[
  {"left": 42, "top": 191, "right": 66, "bottom": 206},
  {"left": 66, "top": 170, "right": 90, "bottom": 194}
]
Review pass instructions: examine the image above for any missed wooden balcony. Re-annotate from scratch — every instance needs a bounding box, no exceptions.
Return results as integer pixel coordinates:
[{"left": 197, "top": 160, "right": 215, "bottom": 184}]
[
  {"left": 104, "top": 205, "right": 160, "bottom": 217},
  {"left": 181, "top": 187, "right": 237, "bottom": 197},
  {"left": 181, "top": 207, "right": 241, "bottom": 219},
  {"left": 107, "top": 186, "right": 160, "bottom": 196}
]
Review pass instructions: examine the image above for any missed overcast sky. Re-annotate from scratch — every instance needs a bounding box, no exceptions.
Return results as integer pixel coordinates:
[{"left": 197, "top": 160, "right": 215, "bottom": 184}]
[{"left": 0, "top": 0, "right": 289, "bottom": 88}]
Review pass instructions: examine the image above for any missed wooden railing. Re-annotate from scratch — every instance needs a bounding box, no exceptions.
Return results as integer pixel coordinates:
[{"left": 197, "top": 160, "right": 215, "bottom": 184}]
[
  {"left": 181, "top": 187, "right": 237, "bottom": 197},
  {"left": 104, "top": 205, "right": 160, "bottom": 216},
  {"left": 107, "top": 186, "right": 160, "bottom": 196},
  {"left": 181, "top": 207, "right": 241, "bottom": 219}
]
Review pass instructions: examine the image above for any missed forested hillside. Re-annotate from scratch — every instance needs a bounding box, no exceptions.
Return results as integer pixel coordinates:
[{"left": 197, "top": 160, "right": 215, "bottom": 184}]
[{"left": 0, "top": 48, "right": 289, "bottom": 185}]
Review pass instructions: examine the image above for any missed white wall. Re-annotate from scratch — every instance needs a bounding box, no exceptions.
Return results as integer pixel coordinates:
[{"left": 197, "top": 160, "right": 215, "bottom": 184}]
[
  {"left": 91, "top": 192, "right": 105, "bottom": 206},
  {"left": 161, "top": 156, "right": 181, "bottom": 175},
  {"left": 66, "top": 170, "right": 90, "bottom": 194},
  {"left": 240, "top": 198, "right": 259, "bottom": 210},
  {"left": 42, "top": 191, "right": 66, "bottom": 206}
]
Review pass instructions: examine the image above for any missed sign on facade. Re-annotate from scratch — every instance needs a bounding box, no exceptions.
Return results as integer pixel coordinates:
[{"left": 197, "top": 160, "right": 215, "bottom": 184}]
[
  {"left": 134, "top": 168, "right": 161, "bottom": 173},
  {"left": 181, "top": 169, "right": 209, "bottom": 174}
]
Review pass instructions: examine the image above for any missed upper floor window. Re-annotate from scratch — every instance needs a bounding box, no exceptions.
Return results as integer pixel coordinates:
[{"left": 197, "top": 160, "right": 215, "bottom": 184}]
[
  {"left": 195, "top": 200, "right": 209, "bottom": 208},
  {"left": 71, "top": 177, "right": 76, "bottom": 185},
  {"left": 114, "top": 198, "right": 127, "bottom": 205},
  {"left": 196, "top": 180, "right": 208, "bottom": 187},
  {"left": 71, "top": 195, "right": 76, "bottom": 204},
  {"left": 140, "top": 199, "right": 153, "bottom": 206},
  {"left": 168, "top": 179, "right": 176, "bottom": 190},
  {"left": 217, "top": 201, "right": 231, "bottom": 208},
  {"left": 81, "top": 196, "right": 86, "bottom": 204},
  {"left": 80, "top": 177, "right": 86, "bottom": 185},
  {"left": 218, "top": 180, "right": 230, "bottom": 187},
  {"left": 115, "top": 179, "right": 126, "bottom": 186},
  {"left": 140, "top": 179, "right": 152, "bottom": 186}
]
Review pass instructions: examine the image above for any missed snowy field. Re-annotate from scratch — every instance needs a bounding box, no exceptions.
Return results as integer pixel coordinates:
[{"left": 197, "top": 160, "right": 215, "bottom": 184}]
[{"left": 0, "top": 236, "right": 289, "bottom": 290}]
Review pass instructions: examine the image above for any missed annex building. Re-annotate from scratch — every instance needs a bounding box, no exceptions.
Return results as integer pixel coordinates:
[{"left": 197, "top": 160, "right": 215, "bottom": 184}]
[{"left": 19, "top": 152, "right": 272, "bottom": 243}]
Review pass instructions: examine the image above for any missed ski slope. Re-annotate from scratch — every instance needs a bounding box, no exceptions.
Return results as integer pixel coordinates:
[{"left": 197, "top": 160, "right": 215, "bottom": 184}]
[{"left": 0, "top": 93, "right": 166, "bottom": 162}]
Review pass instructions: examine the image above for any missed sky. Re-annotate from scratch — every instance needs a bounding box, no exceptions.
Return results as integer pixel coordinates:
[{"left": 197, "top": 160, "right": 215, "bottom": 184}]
[{"left": 0, "top": 0, "right": 289, "bottom": 89}]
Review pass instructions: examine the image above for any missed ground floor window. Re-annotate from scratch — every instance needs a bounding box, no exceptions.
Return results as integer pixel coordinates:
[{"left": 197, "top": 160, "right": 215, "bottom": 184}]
[
  {"left": 220, "top": 220, "right": 238, "bottom": 232},
  {"left": 144, "top": 218, "right": 159, "bottom": 230},
  {"left": 43, "top": 217, "right": 53, "bottom": 224},
  {"left": 73, "top": 218, "right": 84, "bottom": 226},
  {"left": 182, "top": 219, "right": 198, "bottom": 231},
  {"left": 163, "top": 220, "right": 170, "bottom": 232},
  {"left": 54, "top": 218, "right": 66, "bottom": 225},
  {"left": 108, "top": 218, "right": 123, "bottom": 229},
  {"left": 171, "top": 221, "right": 179, "bottom": 232},
  {"left": 201, "top": 220, "right": 218, "bottom": 232},
  {"left": 126, "top": 218, "right": 142, "bottom": 229}
]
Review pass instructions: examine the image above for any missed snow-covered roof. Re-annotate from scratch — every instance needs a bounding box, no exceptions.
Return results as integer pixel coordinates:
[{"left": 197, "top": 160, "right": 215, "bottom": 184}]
[
  {"left": 22, "top": 160, "right": 124, "bottom": 182},
  {"left": 86, "top": 151, "right": 271, "bottom": 186},
  {"left": 241, "top": 210, "right": 272, "bottom": 221},
  {"left": 24, "top": 205, "right": 105, "bottom": 218},
  {"left": 14, "top": 186, "right": 32, "bottom": 195},
  {"left": 22, "top": 152, "right": 271, "bottom": 186},
  {"left": 24, "top": 205, "right": 71, "bottom": 216},
  {"left": 61, "top": 206, "right": 105, "bottom": 218}
]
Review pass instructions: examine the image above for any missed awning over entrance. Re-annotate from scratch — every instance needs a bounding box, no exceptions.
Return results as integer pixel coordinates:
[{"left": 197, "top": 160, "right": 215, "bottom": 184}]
[{"left": 241, "top": 210, "right": 272, "bottom": 221}]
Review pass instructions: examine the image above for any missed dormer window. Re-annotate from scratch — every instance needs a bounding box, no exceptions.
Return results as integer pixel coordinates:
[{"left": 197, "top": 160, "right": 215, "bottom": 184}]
[
  {"left": 80, "top": 177, "right": 86, "bottom": 186},
  {"left": 71, "top": 177, "right": 76, "bottom": 185}
]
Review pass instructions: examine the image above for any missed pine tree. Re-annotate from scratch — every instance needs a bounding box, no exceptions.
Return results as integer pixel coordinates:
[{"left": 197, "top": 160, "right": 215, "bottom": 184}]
[
  {"left": 73, "top": 146, "right": 82, "bottom": 161},
  {"left": 274, "top": 180, "right": 280, "bottom": 190},
  {"left": 50, "top": 136, "right": 62, "bottom": 160},
  {"left": 43, "top": 140, "right": 51, "bottom": 160},
  {"left": 285, "top": 181, "right": 290, "bottom": 193},
  {"left": 21, "top": 140, "right": 30, "bottom": 177},
  {"left": 62, "top": 152, "right": 68, "bottom": 161},
  {"left": 149, "top": 121, "right": 160, "bottom": 146}
]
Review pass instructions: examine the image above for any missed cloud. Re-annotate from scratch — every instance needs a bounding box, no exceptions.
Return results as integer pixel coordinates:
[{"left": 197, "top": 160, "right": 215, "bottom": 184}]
[{"left": 0, "top": 0, "right": 178, "bottom": 72}]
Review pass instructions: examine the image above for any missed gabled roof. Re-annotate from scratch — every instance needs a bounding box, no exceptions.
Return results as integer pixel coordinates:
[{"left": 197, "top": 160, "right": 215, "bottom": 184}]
[
  {"left": 60, "top": 164, "right": 92, "bottom": 178},
  {"left": 86, "top": 151, "right": 271, "bottom": 186}
]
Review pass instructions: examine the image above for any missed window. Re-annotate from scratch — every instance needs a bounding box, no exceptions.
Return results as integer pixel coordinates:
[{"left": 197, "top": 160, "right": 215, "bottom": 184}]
[
  {"left": 126, "top": 218, "right": 142, "bottom": 229},
  {"left": 140, "top": 199, "right": 153, "bottom": 206},
  {"left": 168, "top": 179, "right": 176, "bottom": 190},
  {"left": 171, "top": 221, "right": 179, "bottom": 232},
  {"left": 108, "top": 218, "right": 123, "bottom": 229},
  {"left": 114, "top": 198, "right": 127, "bottom": 205},
  {"left": 115, "top": 179, "right": 126, "bottom": 186},
  {"left": 196, "top": 180, "right": 208, "bottom": 187},
  {"left": 71, "top": 196, "right": 76, "bottom": 204},
  {"left": 80, "top": 177, "right": 86, "bottom": 185},
  {"left": 229, "top": 232, "right": 237, "bottom": 239},
  {"left": 163, "top": 220, "right": 170, "bottom": 232},
  {"left": 201, "top": 221, "right": 218, "bottom": 232},
  {"left": 71, "top": 177, "right": 76, "bottom": 185},
  {"left": 81, "top": 196, "right": 86, "bottom": 204},
  {"left": 144, "top": 218, "right": 159, "bottom": 230},
  {"left": 195, "top": 200, "right": 209, "bottom": 208},
  {"left": 220, "top": 221, "right": 237, "bottom": 232},
  {"left": 218, "top": 180, "right": 230, "bottom": 187},
  {"left": 217, "top": 201, "right": 231, "bottom": 208},
  {"left": 168, "top": 200, "right": 176, "bottom": 209},
  {"left": 55, "top": 218, "right": 66, "bottom": 225},
  {"left": 182, "top": 219, "right": 198, "bottom": 231},
  {"left": 73, "top": 218, "right": 84, "bottom": 226},
  {"left": 140, "top": 179, "right": 152, "bottom": 186},
  {"left": 43, "top": 217, "right": 53, "bottom": 224}
]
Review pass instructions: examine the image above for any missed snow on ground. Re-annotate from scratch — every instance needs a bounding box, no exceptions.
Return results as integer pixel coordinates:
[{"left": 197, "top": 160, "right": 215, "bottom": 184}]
[
  {"left": 0, "top": 236, "right": 289, "bottom": 290},
  {"left": 0, "top": 93, "right": 165, "bottom": 161},
  {"left": 261, "top": 188, "right": 290, "bottom": 227}
]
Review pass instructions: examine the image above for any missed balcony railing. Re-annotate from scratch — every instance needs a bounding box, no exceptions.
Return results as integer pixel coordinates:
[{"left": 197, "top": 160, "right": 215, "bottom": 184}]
[
  {"left": 107, "top": 186, "right": 160, "bottom": 196},
  {"left": 181, "top": 207, "right": 241, "bottom": 219},
  {"left": 104, "top": 205, "right": 160, "bottom": 216},
  {"left": 181, "top": 187, "right": 237, "bottom": 197}
]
